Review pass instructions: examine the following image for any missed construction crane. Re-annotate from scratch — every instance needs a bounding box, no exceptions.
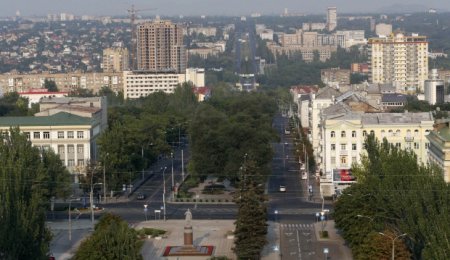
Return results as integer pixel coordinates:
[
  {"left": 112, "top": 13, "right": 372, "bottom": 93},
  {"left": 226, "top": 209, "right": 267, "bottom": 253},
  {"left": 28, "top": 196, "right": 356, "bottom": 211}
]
[{"left": 127, "top": 4, "right": 156, "bottom": 70}]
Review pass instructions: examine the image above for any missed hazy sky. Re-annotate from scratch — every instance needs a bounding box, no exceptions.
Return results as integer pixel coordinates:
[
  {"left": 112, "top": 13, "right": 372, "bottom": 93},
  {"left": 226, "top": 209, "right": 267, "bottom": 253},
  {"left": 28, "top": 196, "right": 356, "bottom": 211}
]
[{"left": 1, "top": 0, "right": 447, "bottom": 17}]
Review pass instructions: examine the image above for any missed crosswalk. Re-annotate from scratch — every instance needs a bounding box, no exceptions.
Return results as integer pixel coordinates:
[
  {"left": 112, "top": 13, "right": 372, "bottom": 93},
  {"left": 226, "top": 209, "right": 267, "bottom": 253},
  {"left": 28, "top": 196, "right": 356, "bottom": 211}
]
[{"left": 280, "top": 223, "right": 313, "bottom": 230}]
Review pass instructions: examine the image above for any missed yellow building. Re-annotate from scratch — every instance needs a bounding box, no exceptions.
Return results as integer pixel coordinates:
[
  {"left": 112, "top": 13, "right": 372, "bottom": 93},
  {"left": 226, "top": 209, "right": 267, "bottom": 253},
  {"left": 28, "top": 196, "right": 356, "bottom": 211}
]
[{"left": 102, "top": 47, "right": 129, "bottom": 72}]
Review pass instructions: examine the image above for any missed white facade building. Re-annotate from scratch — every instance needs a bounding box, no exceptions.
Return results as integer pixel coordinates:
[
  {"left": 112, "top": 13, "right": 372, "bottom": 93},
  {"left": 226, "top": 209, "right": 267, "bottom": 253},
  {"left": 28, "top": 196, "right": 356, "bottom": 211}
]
[
  {"left": 123, "top": 68, "right": 205, "bottom": 99},
  {"left": 425, "top": 69, "right": 445, "bottom": 105}
]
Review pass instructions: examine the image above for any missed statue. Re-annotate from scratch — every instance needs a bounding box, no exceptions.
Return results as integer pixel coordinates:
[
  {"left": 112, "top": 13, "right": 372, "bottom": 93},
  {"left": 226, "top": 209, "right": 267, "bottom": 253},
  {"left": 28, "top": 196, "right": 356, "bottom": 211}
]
[{"left": 184, "top": 208, "right": 192, "bottom": 226}]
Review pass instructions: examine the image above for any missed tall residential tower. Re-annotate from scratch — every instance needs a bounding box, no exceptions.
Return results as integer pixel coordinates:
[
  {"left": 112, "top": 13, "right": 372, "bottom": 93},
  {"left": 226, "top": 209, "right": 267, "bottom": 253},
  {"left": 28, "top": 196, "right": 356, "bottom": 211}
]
[
  {"left": 136, "top": 19, "right": 187, "bottom": 73},
  {"left": 327, "top": 7, "right": 337, "bottom": 31},
  {"left": 368, "top": 33, "right": 428, "bottom": 92}
]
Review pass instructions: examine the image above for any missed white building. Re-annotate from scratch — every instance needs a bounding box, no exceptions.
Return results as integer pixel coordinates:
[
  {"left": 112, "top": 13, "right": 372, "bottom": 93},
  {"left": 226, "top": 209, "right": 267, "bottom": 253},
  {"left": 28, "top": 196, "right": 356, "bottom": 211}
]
[
  {"left": 335, "top": 30, "right": 366, "bottom": 48},
  {"left": 368, "top": 33, "right": 429, "bottom": 93},
  {"left": 123, "top": 68, "right": 205, "bottom": 99},
  {"left": 425, "top": 69, "right": 445, "bottom": 105},
  {"left": 320, "top": 108, "right": 434, "bottom": 181},
  {"left": 19, "top": 89, "right": 68, "bottom": 108}
]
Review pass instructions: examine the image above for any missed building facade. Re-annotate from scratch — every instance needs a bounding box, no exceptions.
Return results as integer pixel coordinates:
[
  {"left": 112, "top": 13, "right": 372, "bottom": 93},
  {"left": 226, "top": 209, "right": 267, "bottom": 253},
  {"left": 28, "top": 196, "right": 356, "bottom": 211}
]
[
  {"left": 427, "top": 120, "right": 450, "bottom": 183},
  {"left": 425, "top": 69, "right": 445, "bottom": 105},
  {"left": 0, "top": 112, "right": 103, "bottom": 181},
  {"left": 327, "top": 7, "right": 337, "bottom": 31},
  {"left": 368, "top": 33, "right": 429, "bottom": 92},
  {"left": 102, "top": 47, "right": 130, "bottom": 72},
  {"left": 320, "top": 111, "right": 434, "bottom": 176},
  {"left": 0, "top": 72, "right": 123, "bottom": 94},
  {"left": 123, "top": 68, "right": 205, "bottom": 99},
  {"left": 321, "top": 68, "right": 351, "bottom": 87},
  {"left": 137, "top": 19, "right": 187, "bottom": 73}
]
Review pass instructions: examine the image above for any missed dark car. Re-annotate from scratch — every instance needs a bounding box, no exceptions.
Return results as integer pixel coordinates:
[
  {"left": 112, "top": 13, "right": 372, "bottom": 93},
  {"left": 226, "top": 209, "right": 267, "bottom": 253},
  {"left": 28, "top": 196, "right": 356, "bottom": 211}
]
[{"left": 136, "top": 193, "right": 146, "bottom": 200}]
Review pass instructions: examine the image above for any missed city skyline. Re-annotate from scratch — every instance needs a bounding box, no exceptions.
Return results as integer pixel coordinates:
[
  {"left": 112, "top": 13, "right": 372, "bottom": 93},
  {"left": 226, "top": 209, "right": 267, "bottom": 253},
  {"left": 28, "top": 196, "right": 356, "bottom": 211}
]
[{"left": 1, "top": 0, "right": 448, "bottom": 17}]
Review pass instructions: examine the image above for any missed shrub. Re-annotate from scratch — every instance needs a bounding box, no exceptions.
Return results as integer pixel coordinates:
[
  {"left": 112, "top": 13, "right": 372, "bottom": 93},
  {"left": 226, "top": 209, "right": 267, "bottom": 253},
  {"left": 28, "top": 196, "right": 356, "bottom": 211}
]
[{"left": 319, "top": 231, "right": 329, "bottom": 238}]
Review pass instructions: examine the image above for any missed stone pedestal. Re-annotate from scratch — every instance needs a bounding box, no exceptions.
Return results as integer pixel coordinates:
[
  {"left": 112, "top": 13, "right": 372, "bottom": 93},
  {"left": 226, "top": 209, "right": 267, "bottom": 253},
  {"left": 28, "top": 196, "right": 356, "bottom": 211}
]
[{"left": 184, "top": 225, "right": 193, "bottom": 246}]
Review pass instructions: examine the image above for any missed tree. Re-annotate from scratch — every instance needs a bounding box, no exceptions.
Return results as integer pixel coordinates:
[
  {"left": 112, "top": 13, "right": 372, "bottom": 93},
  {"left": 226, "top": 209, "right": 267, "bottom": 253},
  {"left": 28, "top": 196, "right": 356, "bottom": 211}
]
[
  {"left": 334, "top": 135, "right": 450, "bottom": 259},
  {"left": 44, "top": 79, "right": 58, "bottom": 92},
  {"left": 73, "top": 213, "right": 143, "bottom": 260},
  {"left": 0, "top": 128, "right": 63, "bottom": 259},
  {"left": 233, "top": 158, "right": 268, "bottom": 259}
]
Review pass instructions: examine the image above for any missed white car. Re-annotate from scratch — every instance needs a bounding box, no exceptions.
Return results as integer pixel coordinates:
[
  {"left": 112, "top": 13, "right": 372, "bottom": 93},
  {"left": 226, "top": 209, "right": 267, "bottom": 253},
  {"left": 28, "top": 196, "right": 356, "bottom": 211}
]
[
  {"left": 279, "top": 185, "right": 286, "bottom": 192},
  {"left": 301, "top": 172, "right": 308, "bottom": 180}
]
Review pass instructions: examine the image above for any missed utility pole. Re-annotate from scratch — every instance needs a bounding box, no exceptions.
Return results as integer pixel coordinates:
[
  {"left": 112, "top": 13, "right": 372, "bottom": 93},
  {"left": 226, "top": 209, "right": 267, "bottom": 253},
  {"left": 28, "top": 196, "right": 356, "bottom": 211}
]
[
  {"left": 171, "top": 152, "right": 174, "bottom": 200},
  {"left": 181, "top": 150, "right": 185, "bottom": 181},
  {"left": 162, "top": 167, "right": 167, "bottom": 221}
]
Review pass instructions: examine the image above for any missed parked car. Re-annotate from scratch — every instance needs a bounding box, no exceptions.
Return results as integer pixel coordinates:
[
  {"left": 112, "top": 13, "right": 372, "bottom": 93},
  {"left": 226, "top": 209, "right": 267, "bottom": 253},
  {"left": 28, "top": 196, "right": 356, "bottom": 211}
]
[
  {"left": 136, "top": 193, "right": 146, "bottom": 200},
  {"left": 279, "top": 185, "right": 286, "bottom": 192}
]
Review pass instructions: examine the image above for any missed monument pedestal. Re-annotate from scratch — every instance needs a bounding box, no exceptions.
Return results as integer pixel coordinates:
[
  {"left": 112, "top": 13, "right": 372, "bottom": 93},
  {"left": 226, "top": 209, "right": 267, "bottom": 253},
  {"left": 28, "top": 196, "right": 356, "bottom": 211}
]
[{"left": 184, "top": 225, "right": 193, "bottom": 245}]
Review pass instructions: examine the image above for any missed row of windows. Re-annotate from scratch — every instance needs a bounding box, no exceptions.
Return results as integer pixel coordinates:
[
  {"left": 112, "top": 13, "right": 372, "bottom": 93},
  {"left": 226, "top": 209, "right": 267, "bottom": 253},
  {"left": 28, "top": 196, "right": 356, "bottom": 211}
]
[
  {"left": 25, "top": 131, "right": 83, "bottom": 139},
  {"left": 330, "top": 129, "right": 426, "bottom": 138},
  {"left": 331, "top": 142, "right": 428, "bottom": 151},
  {"left": 66, "top": 159, "right": 85, "bottom": 167},
  {"left": 57, "top": 144, "right": 84, "bottom": 154}
]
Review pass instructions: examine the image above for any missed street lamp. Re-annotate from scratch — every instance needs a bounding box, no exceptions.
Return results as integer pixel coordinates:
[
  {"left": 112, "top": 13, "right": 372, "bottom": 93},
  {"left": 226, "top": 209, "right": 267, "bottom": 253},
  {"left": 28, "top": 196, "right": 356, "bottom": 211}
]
[
  {"left": 274, "top": 210, "right": 281, "bottom": 259},
  {"left": 323, "top": 248, "right": 329, "bottom": 260},
  {"left": 378, "top": 232, "right": 407, "bottom": 260},
  {"left": 103, "top": 153, "right": 109, "bottom": 203},
  {"left": 161, "top": 167, "right": 167, "bottom": 221},
  {"left": 171, "top": 152, "right": 174, "bottom": 200},
  {"left": 90, "top": 182, "right": 103, "bottom": 229},
  {"left": 143, "top": 204, "right": 148, "bottom": 221}
]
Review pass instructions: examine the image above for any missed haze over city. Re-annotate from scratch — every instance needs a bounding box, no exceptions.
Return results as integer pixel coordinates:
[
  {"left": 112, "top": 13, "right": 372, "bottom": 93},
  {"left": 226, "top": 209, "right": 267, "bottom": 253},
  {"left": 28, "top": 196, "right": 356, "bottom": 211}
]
[{"left": 1, "top": 0, "right": 448, "bottom": 17}]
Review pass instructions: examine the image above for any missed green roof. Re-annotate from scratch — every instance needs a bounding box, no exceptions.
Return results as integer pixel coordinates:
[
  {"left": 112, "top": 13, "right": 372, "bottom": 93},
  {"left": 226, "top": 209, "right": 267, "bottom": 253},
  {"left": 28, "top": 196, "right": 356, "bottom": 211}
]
[
  {"left": 437, "top": 127, "right": 450, "bottom": 142},
  {"left": 0, "top": 112, "right": 92, "bottom": 127}
]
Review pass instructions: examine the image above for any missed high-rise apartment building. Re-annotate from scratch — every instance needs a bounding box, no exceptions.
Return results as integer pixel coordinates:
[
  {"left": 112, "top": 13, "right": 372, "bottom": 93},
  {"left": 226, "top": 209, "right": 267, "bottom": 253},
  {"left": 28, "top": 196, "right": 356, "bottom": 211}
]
[
  {"left": 102, "top": 47, "right": 130, "bottom": 72},
  {"left": 136, "top": 19, "right": 187, "bottom": 73},
  {"left": 327, "top": 7, "right": 337, "bottom": 31},
  {"left": 368, "top": 33, "right": 428, "bottom": 92}
]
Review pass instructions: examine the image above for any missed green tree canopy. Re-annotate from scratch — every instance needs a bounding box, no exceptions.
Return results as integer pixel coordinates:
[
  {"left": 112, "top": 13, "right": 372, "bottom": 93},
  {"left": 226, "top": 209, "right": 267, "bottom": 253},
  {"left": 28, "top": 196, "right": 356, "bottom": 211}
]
[{"left": 73, "top": 213, "right": 143, "bottom": 260}]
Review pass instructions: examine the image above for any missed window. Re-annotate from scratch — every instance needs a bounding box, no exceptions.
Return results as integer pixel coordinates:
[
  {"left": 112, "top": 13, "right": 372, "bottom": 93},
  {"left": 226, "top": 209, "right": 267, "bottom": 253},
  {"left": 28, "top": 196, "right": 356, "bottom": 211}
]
[
  {"left": 43, "top": 132, "right": 50, "bottom": 139},
  {"left": 396, "top": 130, "right": 401, "bottom": 136},
  {"left": 341, "top": 144, "right": 346, "bottom": 150},
  {"left": 67, "top": 131, "right": 74, "bottom": 139},
  {"left": 352, "top": 131, "right": 356, "bottom": 137},
  {"left": 414, "top": 129, "right": 419, "bottom": 136},
  {"left": 370, "top": 130, "right": 375, "bottom": 136},
  {"left": 67, "top": 159, "right": 75, "bottom": 167},
  {"left": 58, "top": 131, "right": 64, "bottom": 139},
  {"left": 341, "top": 131, "right": 346, "bottom": 138},
  {"left": 77, "top": 145, "right": 84, "bottom": 154},
  {"left": 68, "top": 145, "right": 74, "bottom": 154},
  {"left": 352, "top": 144, "right": 357, "bottom": 150},
  {"left": 388, "top": 130, "right": 393, "bottom": 136},
  {"left": 331, "top": 157, "right": 336, "bottom": 164},
  {"left": 340, "top": 156, "right": 347, "bottom": 164},
  {"left": 414, "top": 143, "right": 419, "bottom": 149},
  {"left": 33, "top": 132, "right": 40, "bottom": 139},
  {"left": 77, "top": 131, "right": 84, "bottom": 139},
  {"left": 331, "top": 131, "right": 335, "bottom": 138},
  {"left": 58, "top": 145, "right": 64, "bottom": 154},
  {"left": 396, "top": 143, "right": 401, "bottom": 148},
  {"left": 425, "top": 143, "right": 430, "bottom": 149},
  {"left": 363, "top": 130, "right": 367, "bottom": 137},
  {"left": 24, "top": 132, "right": 30, "bottom": 140},
  {"left": 381, "top": 130, "right": 385, "bottom": 138},
  {"left": 331, "top": 144, "right": 336, "bottom": 151},
  {"left": 77, "top": 159, "right": 84, "bottom": 166},
  {"left": 352, "top": 156, "right": 357, "bottom": 162}
]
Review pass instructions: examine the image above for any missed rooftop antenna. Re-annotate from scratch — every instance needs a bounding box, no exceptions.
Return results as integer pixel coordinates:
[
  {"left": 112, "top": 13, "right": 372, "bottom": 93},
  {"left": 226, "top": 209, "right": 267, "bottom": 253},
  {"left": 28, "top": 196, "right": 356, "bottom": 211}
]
[{"left": 127, "top": 4, "right": 157, "bottom": 70}]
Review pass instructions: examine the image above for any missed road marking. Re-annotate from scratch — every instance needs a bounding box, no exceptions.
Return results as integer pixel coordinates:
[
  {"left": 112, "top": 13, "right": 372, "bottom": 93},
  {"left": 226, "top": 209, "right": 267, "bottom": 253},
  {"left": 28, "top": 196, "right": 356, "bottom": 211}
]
[{"left": 297, "top": 229, "right": 302, "bottom": 260}]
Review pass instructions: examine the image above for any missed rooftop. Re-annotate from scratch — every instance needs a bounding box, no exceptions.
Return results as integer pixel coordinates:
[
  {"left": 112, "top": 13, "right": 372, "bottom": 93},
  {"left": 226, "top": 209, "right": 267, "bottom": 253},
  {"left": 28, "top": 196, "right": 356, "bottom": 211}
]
[{"left": 0, "top": 112, "right": 92, "bottom": 127}]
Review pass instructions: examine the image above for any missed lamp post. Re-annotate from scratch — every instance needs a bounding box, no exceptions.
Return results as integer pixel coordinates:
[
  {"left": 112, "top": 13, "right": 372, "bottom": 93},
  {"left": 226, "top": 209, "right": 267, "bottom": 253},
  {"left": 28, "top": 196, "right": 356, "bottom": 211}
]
[
  {"left": 274, "top": 210, "right": 281, "bottom": 259},
  {"left": 161, "top": 167, "right": 167, "bottom": 221},
  {"left": 171, "top": 152, "right": 174, "bottom": 200},
  {"left": 144, "top": 204, "right": 148, "bottom": 221},
  {"left": 103, "top": 153, "right": 109, "bottom": 203},
  {"left": 323, "top": 248, "right": 329, "bottom": 260},
  {"left": 378, "top": 232, "right": 407, "bottom": 260},
  {"left": 90, "top": 171, "right": 103, "bottom": 229}
]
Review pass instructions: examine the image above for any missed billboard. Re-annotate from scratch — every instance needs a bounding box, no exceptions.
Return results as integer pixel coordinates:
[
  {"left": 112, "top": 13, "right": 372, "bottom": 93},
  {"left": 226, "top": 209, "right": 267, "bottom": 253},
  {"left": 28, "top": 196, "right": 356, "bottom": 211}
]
[{"left": 332, "top": 169, "right": 356, "bottom": 183}]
